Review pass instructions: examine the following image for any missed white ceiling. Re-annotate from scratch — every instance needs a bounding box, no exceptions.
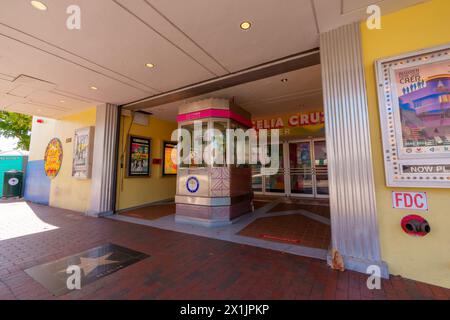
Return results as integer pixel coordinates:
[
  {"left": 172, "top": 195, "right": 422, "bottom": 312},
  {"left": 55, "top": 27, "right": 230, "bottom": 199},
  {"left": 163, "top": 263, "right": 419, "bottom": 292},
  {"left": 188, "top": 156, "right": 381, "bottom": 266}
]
[
  {"left": 148, "top": 64, "right": 323, "bottom": 121},
  {"left": 0, "top": 0, "right": 427, "bottom": 119}
]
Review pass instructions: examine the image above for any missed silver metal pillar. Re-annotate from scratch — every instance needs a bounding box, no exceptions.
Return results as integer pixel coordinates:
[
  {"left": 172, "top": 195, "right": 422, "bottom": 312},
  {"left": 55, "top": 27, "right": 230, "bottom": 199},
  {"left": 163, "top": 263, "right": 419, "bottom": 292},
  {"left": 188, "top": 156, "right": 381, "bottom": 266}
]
[
  {"left": 87, "top": 103, "right": 119, "bottom": 217},
  {"left": 320, "top": 23, "right": 388, "bottom": 278}
]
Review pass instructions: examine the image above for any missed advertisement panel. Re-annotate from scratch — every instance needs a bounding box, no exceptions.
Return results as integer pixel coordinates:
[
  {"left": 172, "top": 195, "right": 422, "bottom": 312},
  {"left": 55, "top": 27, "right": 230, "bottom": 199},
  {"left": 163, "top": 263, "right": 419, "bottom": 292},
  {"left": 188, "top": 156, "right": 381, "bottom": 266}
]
[{"left": 376, "top": 44, "right": 450, "bottom": 188}]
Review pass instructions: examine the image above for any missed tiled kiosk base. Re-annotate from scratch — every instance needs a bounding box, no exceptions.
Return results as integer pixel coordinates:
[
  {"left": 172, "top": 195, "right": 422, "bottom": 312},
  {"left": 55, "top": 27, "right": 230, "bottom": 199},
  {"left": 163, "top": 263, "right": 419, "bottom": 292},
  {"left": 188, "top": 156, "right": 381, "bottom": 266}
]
[{"left": 175, "top": 199, "right": 253, "bottom": 227}]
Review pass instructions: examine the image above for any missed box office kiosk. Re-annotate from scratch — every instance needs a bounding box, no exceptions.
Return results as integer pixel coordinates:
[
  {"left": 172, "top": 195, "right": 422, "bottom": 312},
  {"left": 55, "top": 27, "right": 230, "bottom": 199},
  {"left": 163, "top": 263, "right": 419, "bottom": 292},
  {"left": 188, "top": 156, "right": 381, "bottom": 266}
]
[{"left": 175, "top": 98, "right": 254, "bottom": 227}]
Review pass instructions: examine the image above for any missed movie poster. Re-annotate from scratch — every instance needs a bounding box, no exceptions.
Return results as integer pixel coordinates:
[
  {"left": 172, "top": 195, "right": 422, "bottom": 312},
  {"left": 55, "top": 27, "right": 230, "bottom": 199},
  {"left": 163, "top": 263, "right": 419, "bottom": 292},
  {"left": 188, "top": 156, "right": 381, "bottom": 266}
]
[
  {"left": 376, "top": 44, "right": 450, "bottom": 188},
  {"left": 163, "top": 141, "right": 177, "bottom": 175},
  {"left": 72, "top": 127, "right": 94, "bottom": 179},
  {"left": 394, "top": 60, "right": 450, "bottom": 156},
  {"left": 128, "top": 136, "right": 151, "bottom": 177}
]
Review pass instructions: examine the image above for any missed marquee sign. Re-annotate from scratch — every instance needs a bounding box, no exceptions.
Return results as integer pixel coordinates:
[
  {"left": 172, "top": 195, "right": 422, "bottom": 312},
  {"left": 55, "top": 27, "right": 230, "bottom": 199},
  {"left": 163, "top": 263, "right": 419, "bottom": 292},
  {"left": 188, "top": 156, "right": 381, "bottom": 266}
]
[
  {"left": 376, "top": 44, "right": 450, "bottom": 188},
  {"left": 44, "top": 138, "right": 63, "bottom": 179},
  {"left": 252, "top": 111, "right": 325, "bottom": 138}
]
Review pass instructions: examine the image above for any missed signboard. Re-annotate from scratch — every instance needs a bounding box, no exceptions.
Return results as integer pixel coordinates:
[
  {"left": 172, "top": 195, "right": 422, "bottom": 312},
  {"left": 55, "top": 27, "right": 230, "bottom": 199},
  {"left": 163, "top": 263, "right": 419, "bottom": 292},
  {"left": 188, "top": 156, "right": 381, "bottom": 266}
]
[
  {"left": 127, "top": 136, "right": 151, "bottom": 177},
  {"left": 72, "top": 126, "right": 94, "bottom": 180},
  {"left": 376, "top": 44, "right": 450, "bottom": 188},
  {"left": 162, "top": 141, "right": 177, "bottom": 176},
  {"left": 392, "top": 191, "right": 428, "bottom": 211},
  {"left": 252, "top": 111, "right": 325, "bottom": 138},
  {"left": 44, "top": 138, "right": 63, "bottom": 179}
]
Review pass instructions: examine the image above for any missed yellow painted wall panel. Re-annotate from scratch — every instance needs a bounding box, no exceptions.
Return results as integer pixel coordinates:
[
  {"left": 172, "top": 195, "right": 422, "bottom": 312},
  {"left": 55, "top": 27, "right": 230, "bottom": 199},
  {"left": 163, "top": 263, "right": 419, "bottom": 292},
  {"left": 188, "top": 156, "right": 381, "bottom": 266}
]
[
  {"left": 116, "top": 115, "right": 177, "bottom": 210},
  {"left": 48, "top": 108, "right": 97, "bottom": 213},
  {"left": 361, "top": 0, "right": 450, "bottom": 288}
]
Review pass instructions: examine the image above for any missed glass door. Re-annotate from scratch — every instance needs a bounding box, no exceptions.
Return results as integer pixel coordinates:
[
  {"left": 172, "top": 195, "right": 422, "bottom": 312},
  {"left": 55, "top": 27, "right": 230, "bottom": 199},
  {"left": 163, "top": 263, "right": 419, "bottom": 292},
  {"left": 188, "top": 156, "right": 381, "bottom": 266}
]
[
  {"left": 251, "top": 143, "right": 286, "bottom": 195},
  {"left": 312, "top": 140, "right": 329, "bottom": 198},
  {"left": 263, "top": 143, "right": 285, "bottom": 195},
  {"left": 288, "top": 141, "right": 314, "bottom": 197}
]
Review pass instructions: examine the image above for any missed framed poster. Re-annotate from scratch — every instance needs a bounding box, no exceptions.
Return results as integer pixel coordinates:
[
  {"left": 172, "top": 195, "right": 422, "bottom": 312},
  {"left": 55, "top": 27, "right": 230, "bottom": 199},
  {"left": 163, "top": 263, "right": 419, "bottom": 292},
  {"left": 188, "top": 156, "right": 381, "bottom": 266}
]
[
  {"left": 162, "top": 141, "right": 178, "bottom": 176},
  {"left": 44, "top": 138, "right": 63, "bottom": 179},
  {"left": 72, "top": 126, "right": 94, "bottom": 179},
  {"left": 127, "top": 135, "right": 151, "bottom": 177},
  {"left": 375, "top": 44, "right": 450, "bottom": 188}
]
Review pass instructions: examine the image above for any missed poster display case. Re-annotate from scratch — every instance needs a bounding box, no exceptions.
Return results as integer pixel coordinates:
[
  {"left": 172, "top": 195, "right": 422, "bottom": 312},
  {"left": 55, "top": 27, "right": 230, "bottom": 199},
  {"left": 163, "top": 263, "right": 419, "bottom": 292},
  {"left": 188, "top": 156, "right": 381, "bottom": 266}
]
[
  {"left": 376, "top": 44, "right": 450, "bottom": 188},
  {"left": 72, "top": 126, "right": 94, "bottom": 179},
  {"left": 127, "top": 135, "right": 151, "bottom": 177}
]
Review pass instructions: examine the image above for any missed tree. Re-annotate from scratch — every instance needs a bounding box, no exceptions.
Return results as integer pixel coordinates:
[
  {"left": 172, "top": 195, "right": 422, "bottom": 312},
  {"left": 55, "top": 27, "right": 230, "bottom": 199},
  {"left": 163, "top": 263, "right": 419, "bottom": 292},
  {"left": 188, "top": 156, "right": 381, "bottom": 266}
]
[{"left": 0, "top": 111, "right": 32, "bottom": 150}]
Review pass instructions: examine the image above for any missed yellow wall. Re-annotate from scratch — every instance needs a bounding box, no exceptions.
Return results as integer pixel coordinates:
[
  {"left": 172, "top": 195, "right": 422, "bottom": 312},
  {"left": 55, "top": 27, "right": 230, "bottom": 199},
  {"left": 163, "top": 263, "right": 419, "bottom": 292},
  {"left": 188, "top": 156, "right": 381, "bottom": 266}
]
[
  {"left": 28, "top": 108, "right": 97, "bottom": 212},
  {"left": 361, "top": 0, "right": 450, "bottom": 288},
  {"left": 116, "top": 115, "right": 177, "bottom": 210},
  {"left": 49, "top": 108, "right": 97, "bottom": 213}
]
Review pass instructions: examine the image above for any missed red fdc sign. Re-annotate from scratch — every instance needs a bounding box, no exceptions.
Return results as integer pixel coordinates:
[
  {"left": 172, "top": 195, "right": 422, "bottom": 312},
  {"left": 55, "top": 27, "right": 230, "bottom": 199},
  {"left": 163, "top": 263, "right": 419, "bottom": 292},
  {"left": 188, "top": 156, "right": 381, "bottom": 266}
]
[{"left": 392, "top": 192, "right": 428, "bottom": 211}]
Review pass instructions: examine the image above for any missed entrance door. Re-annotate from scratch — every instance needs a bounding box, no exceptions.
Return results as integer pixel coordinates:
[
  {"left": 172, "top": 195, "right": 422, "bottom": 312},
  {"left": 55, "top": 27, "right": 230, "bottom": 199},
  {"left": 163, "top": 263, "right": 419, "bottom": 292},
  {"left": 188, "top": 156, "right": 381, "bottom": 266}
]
[
  {"left": 252, "top": 143, "right": 286, "bottom": 195},
  {"left": 288, "top": 141, "right": 314, "bottom": 197},
  {"left": 287, "top": 139, "right": 329, "bottom": 198},
  {"left": 252, "top": 140, "right": 328, "bottom": 198},
  {"left": 312, "top": 140, "right": 329, "bottom": 198}
]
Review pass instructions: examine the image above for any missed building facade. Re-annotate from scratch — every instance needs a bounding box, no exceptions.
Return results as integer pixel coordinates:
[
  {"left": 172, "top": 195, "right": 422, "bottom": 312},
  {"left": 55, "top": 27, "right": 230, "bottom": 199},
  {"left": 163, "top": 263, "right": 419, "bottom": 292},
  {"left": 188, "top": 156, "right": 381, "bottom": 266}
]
[{"left": 23, "top": 0, "right": 450, "bottom": 289}]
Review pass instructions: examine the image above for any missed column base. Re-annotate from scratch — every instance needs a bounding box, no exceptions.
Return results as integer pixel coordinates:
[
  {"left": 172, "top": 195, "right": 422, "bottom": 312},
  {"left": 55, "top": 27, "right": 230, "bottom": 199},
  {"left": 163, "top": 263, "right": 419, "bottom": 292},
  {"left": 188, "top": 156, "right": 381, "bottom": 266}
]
[
  {"left": 327, "top": 253, "right": 390, "bottom": 279},
  {"left": 175, "top": 200, "right": 252, "bottom": 228}
]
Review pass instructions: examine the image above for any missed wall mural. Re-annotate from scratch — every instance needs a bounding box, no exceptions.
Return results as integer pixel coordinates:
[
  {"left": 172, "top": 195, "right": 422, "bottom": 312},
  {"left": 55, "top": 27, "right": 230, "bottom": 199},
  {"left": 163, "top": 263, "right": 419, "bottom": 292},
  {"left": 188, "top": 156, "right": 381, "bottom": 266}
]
[
  {"left": 72, "top": 126, "right": 95, "bottom": 180},
  {"left": 376, "top": 44, "right": 450, "bottom": 188},
  {"left": 44, "top": 138, "right": 63, "bottom": 179}
]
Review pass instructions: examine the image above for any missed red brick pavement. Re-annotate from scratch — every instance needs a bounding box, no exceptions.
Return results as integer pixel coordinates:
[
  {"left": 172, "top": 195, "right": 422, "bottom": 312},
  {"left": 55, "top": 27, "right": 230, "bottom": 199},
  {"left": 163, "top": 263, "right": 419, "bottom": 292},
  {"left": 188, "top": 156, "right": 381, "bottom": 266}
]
[{"left": 0, "top": 201, "right": 449, "bottom": 300}]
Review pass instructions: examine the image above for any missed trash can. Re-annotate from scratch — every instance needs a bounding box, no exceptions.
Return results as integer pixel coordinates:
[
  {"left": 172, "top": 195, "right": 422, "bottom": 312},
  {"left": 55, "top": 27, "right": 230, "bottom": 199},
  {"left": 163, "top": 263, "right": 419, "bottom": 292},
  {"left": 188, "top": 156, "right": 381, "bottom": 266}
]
[{"left": 2, "top": 170, "right": 24, "bottom": 198}]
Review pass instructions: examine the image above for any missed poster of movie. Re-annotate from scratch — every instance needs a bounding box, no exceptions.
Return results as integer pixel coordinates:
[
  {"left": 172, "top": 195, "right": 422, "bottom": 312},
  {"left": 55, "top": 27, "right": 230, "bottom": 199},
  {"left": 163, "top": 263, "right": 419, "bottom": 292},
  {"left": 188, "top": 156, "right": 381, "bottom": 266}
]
[
  {"left": 394, "top": 60, "right": 450, "bottom": 156},
  {"left": 128, "top": 136, "right": 151, "bottom": 177},
  {"left": 376, "top": 44, "right": 450, "bottom": 188},
  {"left": 72, "top": 127, "right": 94, "bottom": 179},
  {"left": 163, "top": 142, "right": 177, "bottom": 175}
]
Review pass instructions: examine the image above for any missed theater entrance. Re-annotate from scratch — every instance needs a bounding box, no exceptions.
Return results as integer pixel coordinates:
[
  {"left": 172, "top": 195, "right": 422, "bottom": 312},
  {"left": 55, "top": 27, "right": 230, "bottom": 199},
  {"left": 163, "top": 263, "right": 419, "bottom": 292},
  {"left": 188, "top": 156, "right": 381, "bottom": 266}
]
[{"left": 252, "top": 139, "right": 329, "bottom": 199}]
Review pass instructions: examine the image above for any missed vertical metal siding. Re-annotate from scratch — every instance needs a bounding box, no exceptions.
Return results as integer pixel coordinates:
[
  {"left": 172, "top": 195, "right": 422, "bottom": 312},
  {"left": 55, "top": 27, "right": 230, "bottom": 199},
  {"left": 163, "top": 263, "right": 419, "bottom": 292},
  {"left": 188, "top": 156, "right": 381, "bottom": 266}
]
[
  {"left": 320, "top": 23, "right": 381, "bottom": 262},
  {"left": 97, "top": 103, "right": 118, "bottom": 213}
]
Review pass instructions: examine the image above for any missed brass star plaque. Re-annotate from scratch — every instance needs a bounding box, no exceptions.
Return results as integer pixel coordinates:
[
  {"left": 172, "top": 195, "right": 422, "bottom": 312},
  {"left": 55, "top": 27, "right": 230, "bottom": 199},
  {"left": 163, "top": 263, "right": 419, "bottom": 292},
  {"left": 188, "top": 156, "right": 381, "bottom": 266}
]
[{"left": 24, "top": 243, "right": 149, "bottom": 296}]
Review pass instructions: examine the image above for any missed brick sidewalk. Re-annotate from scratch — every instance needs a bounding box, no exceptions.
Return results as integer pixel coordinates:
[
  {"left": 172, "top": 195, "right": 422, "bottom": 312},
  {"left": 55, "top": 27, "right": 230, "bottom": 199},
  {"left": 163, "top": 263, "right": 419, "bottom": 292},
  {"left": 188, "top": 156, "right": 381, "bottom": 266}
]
[{"left": 0, "top": 201, "right": 449, "bottom": 300}]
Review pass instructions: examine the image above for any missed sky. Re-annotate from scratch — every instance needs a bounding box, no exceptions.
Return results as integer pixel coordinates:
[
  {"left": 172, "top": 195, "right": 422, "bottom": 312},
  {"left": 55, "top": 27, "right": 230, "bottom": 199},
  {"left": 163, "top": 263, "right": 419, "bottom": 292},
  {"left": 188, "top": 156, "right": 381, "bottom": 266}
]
[{"left": 0, "top": 136, "right": 18, "bottom": 151}]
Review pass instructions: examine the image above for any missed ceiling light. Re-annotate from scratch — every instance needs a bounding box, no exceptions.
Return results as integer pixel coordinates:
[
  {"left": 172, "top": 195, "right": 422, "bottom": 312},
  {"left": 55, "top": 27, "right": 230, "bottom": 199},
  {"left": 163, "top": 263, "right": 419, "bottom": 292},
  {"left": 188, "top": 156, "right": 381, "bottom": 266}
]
[
  {"left": 59, "top": 100, "right": 65, "bottom": 103},
  {"left": 30, "top": 1, "right": 47, "bottom": 11},
  {"left": 90, "top": 86, "right": 98, "bottom": 90},
  {"left": 240, "top": 21, "right": 251, "bottom": 30},
  {"left": 145, "top": 63, "right": 155, "bottom": 69}
]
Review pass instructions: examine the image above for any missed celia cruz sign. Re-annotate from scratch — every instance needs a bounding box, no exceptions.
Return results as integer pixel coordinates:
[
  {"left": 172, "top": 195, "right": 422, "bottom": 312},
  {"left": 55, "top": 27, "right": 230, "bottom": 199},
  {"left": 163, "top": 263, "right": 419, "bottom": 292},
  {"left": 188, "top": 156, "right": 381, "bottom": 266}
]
[{"left": 392, "top": 192, "right": 428, "bottom": 211}]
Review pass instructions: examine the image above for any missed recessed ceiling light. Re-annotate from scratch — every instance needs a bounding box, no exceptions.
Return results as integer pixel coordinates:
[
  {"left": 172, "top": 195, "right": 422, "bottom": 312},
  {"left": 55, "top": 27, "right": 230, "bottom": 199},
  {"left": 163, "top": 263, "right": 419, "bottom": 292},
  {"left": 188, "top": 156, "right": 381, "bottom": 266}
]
[
  {"left": 59, "top": 100, "right": 65, "bottom": 103},
  {"left": 145, "top": 63, "right": 155, "bottom": 69},
  {"left": 90, "top": 86, "right": 98, "bottom": 90},
  {"left": 30, "top": 1, "right": 47, "bottom": 11},
  {"left": 240, "top": 21, "right": 251, "bottom": 30},
  {"left": 281, "top": 78, "right": 288, "bottom": 83}
]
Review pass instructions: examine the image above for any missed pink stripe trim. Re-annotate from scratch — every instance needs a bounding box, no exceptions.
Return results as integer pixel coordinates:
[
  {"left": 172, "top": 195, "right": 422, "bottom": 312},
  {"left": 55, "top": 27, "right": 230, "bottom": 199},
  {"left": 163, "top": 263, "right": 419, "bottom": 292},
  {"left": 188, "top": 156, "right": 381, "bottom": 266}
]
[{"left": 177, "top": 109, "right": 252, "bottom": 127}]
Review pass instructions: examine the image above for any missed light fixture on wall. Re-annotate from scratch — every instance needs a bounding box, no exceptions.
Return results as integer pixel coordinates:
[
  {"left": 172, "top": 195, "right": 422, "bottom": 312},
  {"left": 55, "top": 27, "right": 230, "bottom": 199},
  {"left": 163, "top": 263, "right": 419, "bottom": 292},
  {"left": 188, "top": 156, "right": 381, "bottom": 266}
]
[
  {"left": 281, "top": 78, "right": 288, "bottom": 83},
  {"left": 145, "top": 63, "right": 155, "bottom": 69},
  {"left": 30, "top": 1, "right": 48, "bottom": 11},
  {"left": 90, "top": 86, "right": 98, "bottom": 90},
  {"left": 240, "top": 21, "right": 252, "bottom": 30}
]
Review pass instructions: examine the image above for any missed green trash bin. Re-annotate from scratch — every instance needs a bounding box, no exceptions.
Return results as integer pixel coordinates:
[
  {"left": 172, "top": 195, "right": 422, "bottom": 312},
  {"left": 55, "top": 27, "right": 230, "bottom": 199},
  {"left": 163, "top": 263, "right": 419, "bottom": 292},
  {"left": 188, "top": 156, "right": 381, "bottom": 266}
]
[{"left": 2, "top": 170, "right": 24, "bottom": 198}]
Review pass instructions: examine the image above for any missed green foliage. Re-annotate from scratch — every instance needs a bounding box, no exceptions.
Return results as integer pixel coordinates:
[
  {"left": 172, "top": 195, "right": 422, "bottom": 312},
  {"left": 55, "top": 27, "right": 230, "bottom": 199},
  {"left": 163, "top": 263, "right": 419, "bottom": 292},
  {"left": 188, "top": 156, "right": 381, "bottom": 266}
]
[{"left": 0, "top": 111, "right": 32, "bottom": 150}]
